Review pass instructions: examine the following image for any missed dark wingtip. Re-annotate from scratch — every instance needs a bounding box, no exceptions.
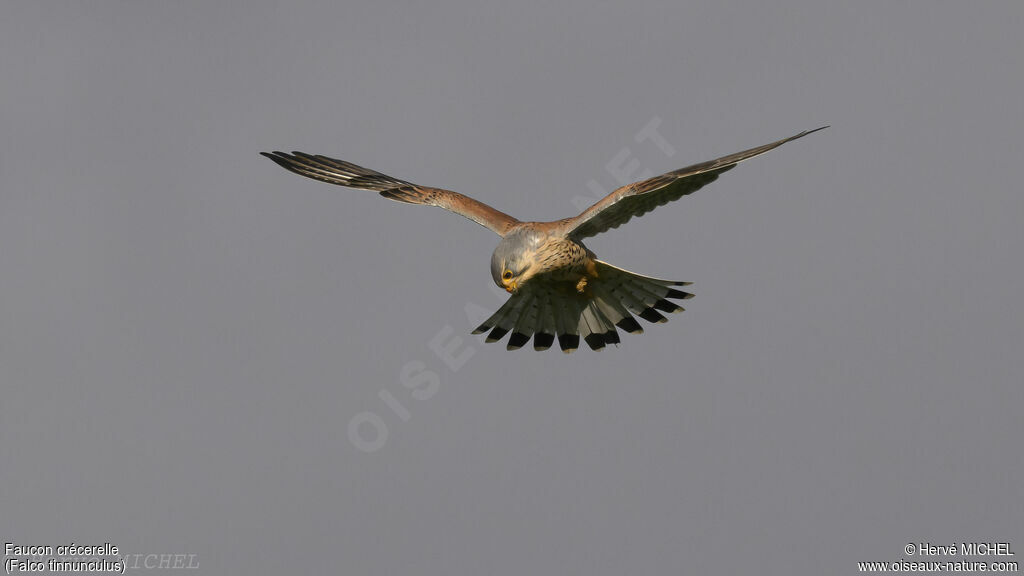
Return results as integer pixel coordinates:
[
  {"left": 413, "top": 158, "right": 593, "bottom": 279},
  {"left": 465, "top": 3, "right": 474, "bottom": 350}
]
[
  {"left": 486, "top": 326, "right": 509, "bottom": 343},
  {"left": 603, "top": 330, "right": 621, "bottom": 345},
  {"left": 533, "top": 332, "right": 554, "bottom": 351},
  {"left": 583, "top": 333, "right": 607, "bottom": 351},
  {"left": 558, "top": 333, "right": 580, "bottom": 353},
  {"left": 471, "top": 323, "right": 492, "bottom": 335},
  {"left": 261, "top": 151, "right": 292, "bottom": 167},
  {"left": 665, "top": 288, "right": 694, "bottom": 300},
  {"left": 654, "top": 299, "right": 684, "bottom": 313},
  {"left": 639, "top": 308, "right": 668, "bottom": 324},
  {"left": 261, "top": 151, "right": 312, "bottom": 176},
  {"left": 507, "top": 332, "right": 530, "bottom": 350},
  {"left": 616, "top": 317, "right": 644, "bottom": 334}
]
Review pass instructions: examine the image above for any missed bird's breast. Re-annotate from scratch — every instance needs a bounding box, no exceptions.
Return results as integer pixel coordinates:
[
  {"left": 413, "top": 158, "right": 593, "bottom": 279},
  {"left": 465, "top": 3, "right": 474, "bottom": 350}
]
[{"left": 534, "top": 238, "right": 594, "bottom": 278}]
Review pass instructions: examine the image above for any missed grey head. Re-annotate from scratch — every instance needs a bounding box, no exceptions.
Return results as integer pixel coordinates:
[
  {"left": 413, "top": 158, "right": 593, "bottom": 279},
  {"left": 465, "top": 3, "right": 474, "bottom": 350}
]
[{"left": 490, "top": 227, "right": 545, "bottom": 291}]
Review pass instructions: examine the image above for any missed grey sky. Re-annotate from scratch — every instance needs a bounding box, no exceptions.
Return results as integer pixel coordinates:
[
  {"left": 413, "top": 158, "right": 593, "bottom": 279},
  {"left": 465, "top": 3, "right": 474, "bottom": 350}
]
[{"left": 2, "top": 2, "right": 1021, "bottom": 575}]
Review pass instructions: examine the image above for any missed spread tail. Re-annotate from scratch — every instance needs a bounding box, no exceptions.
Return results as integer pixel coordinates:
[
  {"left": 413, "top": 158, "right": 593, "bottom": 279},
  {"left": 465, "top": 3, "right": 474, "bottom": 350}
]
[{"left": 473, "top": 260, "right": 693, "bottom": 353}]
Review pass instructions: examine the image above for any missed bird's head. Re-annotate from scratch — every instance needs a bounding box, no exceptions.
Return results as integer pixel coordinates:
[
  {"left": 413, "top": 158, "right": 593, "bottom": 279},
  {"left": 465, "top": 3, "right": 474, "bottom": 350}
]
[{"left": 491, "top": 229, "right": 542, "bottom": 293}]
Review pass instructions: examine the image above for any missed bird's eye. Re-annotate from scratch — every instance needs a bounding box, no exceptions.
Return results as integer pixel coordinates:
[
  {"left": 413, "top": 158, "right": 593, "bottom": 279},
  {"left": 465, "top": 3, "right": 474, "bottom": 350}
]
[{"left": 502, "top": 270, "right": 513, "bottom": 280}]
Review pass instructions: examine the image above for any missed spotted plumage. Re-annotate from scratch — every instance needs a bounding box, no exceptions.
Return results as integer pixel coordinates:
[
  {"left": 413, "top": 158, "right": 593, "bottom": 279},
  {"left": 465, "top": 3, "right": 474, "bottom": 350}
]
[{"left": 262, "top": 126, "right": 826, "bottom": 352}]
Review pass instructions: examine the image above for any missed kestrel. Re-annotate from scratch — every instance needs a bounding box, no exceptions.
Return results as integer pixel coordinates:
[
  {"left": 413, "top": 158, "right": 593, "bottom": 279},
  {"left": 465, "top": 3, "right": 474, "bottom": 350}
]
[{"left": 261, "top": 126, "right": 826, "bottom": 352}]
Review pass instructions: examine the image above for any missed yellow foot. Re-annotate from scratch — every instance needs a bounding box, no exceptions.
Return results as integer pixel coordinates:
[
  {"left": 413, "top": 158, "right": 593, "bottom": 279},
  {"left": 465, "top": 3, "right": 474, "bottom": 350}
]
[{"left": 576, "top": 277, "right": 588, "bottom": 293}]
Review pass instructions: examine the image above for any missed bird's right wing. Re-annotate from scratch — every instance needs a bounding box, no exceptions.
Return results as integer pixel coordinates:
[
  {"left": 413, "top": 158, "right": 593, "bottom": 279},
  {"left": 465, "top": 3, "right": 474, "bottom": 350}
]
[{"left": 261, "top": 151, "right": 521, "bottom": 237}]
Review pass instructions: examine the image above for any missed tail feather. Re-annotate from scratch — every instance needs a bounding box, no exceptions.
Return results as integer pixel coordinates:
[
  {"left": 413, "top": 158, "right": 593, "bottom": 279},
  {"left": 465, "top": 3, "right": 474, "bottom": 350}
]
[
  {"left": 472, "top": 307, "right": 503, "bottom": 335},
  {"left": 472, "top": 288, "right": 527, "bottom": 336},
  {"left": 556, "top": 297, "right": 582, "bottom": 353},
  {"left": 578, "top": 307, "right": 602, "bottom": 350},
  {"left": 615, "top": 315, "right": 644, "bottom": 335},
  {"left": 589, "top": 283, "right": 629, "bottom": 324},
  {"left": 579, "top": 304, "right": 614, "bottom": 350},
  {"left": 472, "top": 260, "right": 693, "bottom": 351},
  {"left": 606, "top": 280, "right": 649, "bottom": 316},
  {"left": 507, "top": 293, "right": 539, "bottom": 350},
  {"left": 595, "top": 261, "right": 692, "bottom": 326},
  {"left": 532, "top": 287, "right": 556, "bottom": 350},
  {"left": 593, "top": 303, "right": 620, "bottom": 346},
  {"left": 480, "top": 293, "right": 528, "bottom": 342}
]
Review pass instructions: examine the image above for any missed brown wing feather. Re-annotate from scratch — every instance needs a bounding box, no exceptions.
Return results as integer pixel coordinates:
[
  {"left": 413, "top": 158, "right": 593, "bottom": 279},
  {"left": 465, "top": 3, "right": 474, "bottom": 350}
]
[
  {"left": 561, "top": 127, "right": 827, "bottom": 239},
  {"left": 261, "top": 151, "right": 520, "bottom": 236}
]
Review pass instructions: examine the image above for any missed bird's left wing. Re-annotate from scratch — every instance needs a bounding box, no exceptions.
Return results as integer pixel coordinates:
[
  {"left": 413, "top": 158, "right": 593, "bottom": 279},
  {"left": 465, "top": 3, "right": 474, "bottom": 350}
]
[
  {"left": 261, "top": 151, "right": 520, "bottom": 237},
  {"left": 561, "top": 127, "right": 827, "bottom": 240}
]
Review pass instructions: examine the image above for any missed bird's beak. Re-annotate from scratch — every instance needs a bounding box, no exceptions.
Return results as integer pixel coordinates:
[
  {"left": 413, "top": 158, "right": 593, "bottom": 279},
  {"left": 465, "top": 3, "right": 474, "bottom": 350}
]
[{"left": 505, "top": 281, "right": 517, "bottom": 294}]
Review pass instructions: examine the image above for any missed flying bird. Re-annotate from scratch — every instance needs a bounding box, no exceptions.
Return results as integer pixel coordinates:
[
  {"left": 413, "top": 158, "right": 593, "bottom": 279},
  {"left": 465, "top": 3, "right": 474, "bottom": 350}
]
[{"left": 261, "top": 126, "right": 826, "bottom": 352}]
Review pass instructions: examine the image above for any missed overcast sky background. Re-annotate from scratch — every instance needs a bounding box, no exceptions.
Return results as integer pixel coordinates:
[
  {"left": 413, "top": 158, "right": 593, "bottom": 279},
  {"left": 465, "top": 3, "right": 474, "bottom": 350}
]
[{"left": 2, "top": 2, "right": 1021, "bottom": 575}]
